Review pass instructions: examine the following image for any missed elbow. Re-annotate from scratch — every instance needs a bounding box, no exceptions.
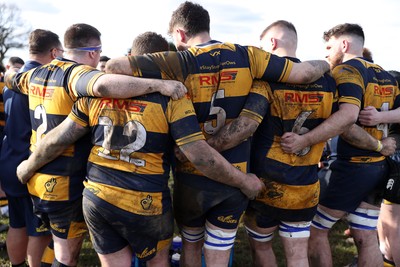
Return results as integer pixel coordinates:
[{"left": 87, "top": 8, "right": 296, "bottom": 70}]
[{"left": 92, "top": 84, "right": 107, "bottom": 97}]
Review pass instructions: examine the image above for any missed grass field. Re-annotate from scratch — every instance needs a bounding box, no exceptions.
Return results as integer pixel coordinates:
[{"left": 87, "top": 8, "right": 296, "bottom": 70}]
[{"left": 0, "top": 216, "right": 357, "bottom": 267}]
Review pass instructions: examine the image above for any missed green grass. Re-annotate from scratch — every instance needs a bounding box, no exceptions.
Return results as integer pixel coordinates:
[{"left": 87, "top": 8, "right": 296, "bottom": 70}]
[{"left": 0, "top": 216, "right": 356, "bottom": 267}]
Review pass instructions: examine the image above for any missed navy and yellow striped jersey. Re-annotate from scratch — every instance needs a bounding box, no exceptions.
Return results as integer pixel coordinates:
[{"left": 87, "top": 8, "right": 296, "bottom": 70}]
[
  {"left": 333, "top": 58, "right": 400, "bottom": 162},
  {"left": 0, "top": 60, "right": 40, "bottom": 197},
  {"left": 69, "top": 93, "right": 204, "bottom": 215},
  {"left": 251, "top": 57, "right": 337, "bottom": 186},
  {"left": 126, "top": 40, "right": 292, "bottom": 184},
  {"left": 8, "top": 58, "right": 104, "bottom": 212}
]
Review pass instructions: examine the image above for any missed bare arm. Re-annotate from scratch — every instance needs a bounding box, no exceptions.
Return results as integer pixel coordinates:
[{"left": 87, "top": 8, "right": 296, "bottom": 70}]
[
  {"left": 179, "top": 140, "right": 265, "bottom": 199},
  {"left": 92, "top": 73, "right": 187, "bottom": 100},
  {"left": 281, "top": 103, "right": 359, "bottom": 153},
  {"left": 340, "top": 124, "right": 396, "bottom": 156},
  {"left": 105, "top": 57, "right": 132, "bottom": 75},
  {"left": 359, "top": 106, "right": 400, "bottom": 125},
  {"left": 17, "top": 118, "right": 89, "bottom": 184},
  {"left": 286, "top": 60, "right": 330, "bottom": 84},
  {"left": 4, "top": 68, "right": 19, "bottom": 90},
  {"left": 207, "top": 116, "right": 260, "bottom": 152}
]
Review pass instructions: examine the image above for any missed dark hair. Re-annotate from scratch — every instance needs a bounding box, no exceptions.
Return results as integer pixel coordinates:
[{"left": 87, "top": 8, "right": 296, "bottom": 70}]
[
  {"left": 260, "top": 20, "right": 297, "bottom": 40},
  {"left": 323, "top": 23, "right": 364, "bottom": 44},
  {"left": 362, "top": 47, "right": 373, "bottom": 62},
  {"left": 168, "top": 1, "right": 210, "bottom": 37},
  {"left": 8, "top": 56, "right": 25, "bottom": 67},
  {"left": 64, "top": 23, "right": 101, "bottom": 49},
  {"left": 131, "top": 32, "right": 169, "bottom": 55},
  {"left": 99, "top": 56, "right": 110, "bottom": 62},
  {"left": 29, "top": 29, "right": 61, "bottom": 55}
]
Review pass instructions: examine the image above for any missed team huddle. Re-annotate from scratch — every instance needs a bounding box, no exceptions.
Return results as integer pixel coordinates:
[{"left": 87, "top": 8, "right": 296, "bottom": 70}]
[{"left": 0, "top": 1, "right": 399, "bottom": 267}]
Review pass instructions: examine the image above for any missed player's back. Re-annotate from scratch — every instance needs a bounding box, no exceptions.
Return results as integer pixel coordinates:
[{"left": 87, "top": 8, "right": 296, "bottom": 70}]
[
  {"left": 11, "top": 58, "right": 102, "bottom": 212},
  {"left": 71, "top": 92, "right": 204, "bottom": 215},
  {"left": 333, "top": 58, "right": 400, "bottom": 161},
  {"left": 251, "top": 69, "right": 337, "bottom": 185}
]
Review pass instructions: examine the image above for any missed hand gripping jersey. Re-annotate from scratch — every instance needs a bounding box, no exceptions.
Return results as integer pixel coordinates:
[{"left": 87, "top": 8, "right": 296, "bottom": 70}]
[
  {"left": 250, "top": 57, "right": 337, "bottom": 210},
  {"left": 334, "top": 58, "right": 400, "bottom": 163},
  {"left": 69, "top": 93, "right": 204, "bottom": 215},
  {"left": 127, "top": 40, "right": 292, "bottom": 190},
  {"left": 7, "top": 58, "right": 104, "bottom": 212}
]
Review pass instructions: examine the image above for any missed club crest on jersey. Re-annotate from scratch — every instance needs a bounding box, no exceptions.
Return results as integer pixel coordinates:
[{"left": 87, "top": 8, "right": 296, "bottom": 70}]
[
  {"left": 141, "top": 195, "right": 153, "bottom": 210},
  {"left": 45, "top": 177, "right": 57, "bottom": 193},
  {"left": 260, "top": 179, "right": 284, "bottom": 200}
]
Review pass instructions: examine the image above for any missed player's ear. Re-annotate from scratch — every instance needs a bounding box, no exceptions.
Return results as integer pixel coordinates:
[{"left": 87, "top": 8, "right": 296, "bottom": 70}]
[{"left": 177, "top": 28, "right": 187, "bottom": 43}]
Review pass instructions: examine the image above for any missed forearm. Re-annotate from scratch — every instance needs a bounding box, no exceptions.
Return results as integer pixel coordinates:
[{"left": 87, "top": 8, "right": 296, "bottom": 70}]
[
  {"left": 27, "top": 118, "right": 87, "bottom": 173},
  {"left": 302, "top": 103, "right": 359, "bottom": 146},
  {"left": 340, "top": 124, "right": 380, "bottom": 151},
  {"left": 207, "top": 116, "right": 259, "bottom": 152},
  {"left": 180, "top": 140, "right": 246, "bottom": 188},
  {"left": 288, "top": 60, "right": 330, "bottom": 84},
  {"left": 28, "top": 139, "right": 69, "bottom": 173},
  {"left": 4, "top": 69, "right": 19, "bottom": 90},
  {"left": 379, "top": 109, "right": 400, "bottom": 124},
  {"left": 93, "top": 74, "right": 162, "bottom": 98}
]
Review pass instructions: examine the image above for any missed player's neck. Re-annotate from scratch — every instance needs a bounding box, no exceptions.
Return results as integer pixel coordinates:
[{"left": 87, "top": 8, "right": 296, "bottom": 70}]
[{"left": 187, "top": 32, "right": 212, "bottom": 47}]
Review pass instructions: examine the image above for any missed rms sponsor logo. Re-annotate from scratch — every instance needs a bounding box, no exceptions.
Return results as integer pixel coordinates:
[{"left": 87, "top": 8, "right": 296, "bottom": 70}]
[
  {"left": 284, "top": 92, "right": 324, "bottom": 103},
  {"left": 199, "top": 71, "right": 238, "bottom": 86},
  {"left": 100, "top": 98, "right": 147, "bottom": 112},
  {"left": 30, "top": 85, "right": 55, "bottom": 99},
  {"left": 374, "top": 85, "right": 393, "bottom": 96}
]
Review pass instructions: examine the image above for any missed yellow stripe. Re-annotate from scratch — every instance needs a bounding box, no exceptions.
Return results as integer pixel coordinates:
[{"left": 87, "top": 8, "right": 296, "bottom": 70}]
[
  {"left": 84, "top": 180, "right": 163, "bottom": 215},
  {"left": 338, "top": 96, "right": 361, "bottom": 107},
  {"left": 256, "top": 179, "right": 319, "bottom": 209},
  {"left": 278, "top": 60, "right": 294, "bottom": 83},
  {"left": 27, "top": 173, "right": 70, "bottom": 201},
  {"left": 175, "top": 132, "right": 205, "bottom": 147},
  {"left": 68, "top": 112, "right": 87, "bottom": 127},
  {"left": 240, "top": 109, "right": 264, "bottom": 124},
  {"left": 89, "top": 148, "right": 166, "bottom": 174},
  {"left": 349, "top": 156, "right": 385, "bottom": 163},
  {"left": 383, "top": 199, "right": 394, "bottom": 205}
]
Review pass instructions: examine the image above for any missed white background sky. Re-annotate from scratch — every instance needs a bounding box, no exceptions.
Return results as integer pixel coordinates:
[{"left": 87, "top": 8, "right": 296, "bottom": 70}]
[{"left": 6, "top": 0, "right": 400, "bottom": 71}]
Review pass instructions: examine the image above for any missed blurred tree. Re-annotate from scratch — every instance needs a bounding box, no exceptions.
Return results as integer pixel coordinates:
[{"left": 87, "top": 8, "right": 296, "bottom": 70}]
[{"left": 0, "top": 3, "right": 31, "bottom": 69}]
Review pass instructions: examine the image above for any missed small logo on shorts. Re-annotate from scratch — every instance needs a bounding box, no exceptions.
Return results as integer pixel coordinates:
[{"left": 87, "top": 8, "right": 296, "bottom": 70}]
[
  {"left": 140, "top": 195, "right": 153, "bottom": 210},
  {"left": 387, "top": 179, "right": 395, "bottom": 190},
  {"left": 137, "top": 247, "right": 156, "bottom": 259},
  {"left": 50, "top": 223, "right": 66, "bottom": 233},
  {"left": 217, "top": 215, "right": 238, "bottom": 224},
  {"left": 86, "top": 187, "right": 100, "bottom": 195},
  {"left": 36, "top": 223, "right": 49, "bottom": 233},
  {"left": 45, "top": 177, "right": 57, "bottom": 193}
]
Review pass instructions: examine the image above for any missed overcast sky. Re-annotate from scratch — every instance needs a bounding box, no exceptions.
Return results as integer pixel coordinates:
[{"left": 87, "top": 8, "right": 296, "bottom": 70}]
[{"left": 6, "top": 0, "right": 400, "bottom": 71}]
